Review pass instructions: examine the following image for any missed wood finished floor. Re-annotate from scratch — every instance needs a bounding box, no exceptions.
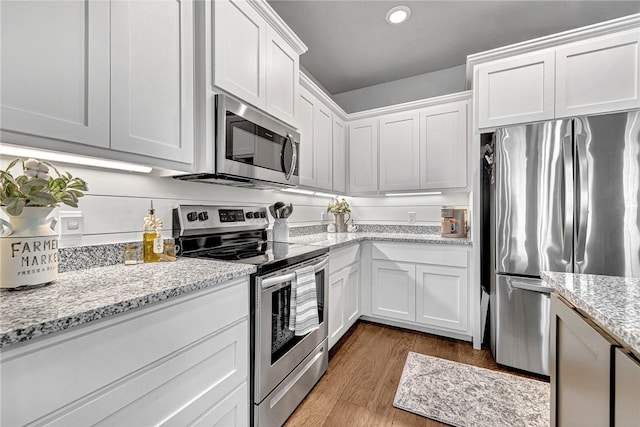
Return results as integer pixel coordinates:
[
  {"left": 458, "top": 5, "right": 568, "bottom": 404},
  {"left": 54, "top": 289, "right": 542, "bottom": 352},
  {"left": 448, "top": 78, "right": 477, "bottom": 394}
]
[{"left": 284, "top": 321, "right": 544, "bottom": 427}]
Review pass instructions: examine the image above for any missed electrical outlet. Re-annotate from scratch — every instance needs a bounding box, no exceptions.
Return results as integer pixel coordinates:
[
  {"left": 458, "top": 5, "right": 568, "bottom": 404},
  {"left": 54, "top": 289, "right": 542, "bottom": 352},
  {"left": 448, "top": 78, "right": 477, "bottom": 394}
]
[
  {"left": 320, "top": 211, "right": 328, "bottom": 221},
  {"left": 408, "top": 211, "right": 416, "bottom": 224}
]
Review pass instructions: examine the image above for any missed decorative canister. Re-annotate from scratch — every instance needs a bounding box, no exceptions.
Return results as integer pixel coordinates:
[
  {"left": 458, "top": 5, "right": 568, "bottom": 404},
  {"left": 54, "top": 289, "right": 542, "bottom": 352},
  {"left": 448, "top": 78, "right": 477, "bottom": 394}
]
[
  {"left": 334, "top": 213, "right": 350, "bottom": 233},
  {"left": 273, "top": 218, "right": 289, "bottom": 242},
  {"left": 0, "top": 207, "right": 58, "bottom": 289}
]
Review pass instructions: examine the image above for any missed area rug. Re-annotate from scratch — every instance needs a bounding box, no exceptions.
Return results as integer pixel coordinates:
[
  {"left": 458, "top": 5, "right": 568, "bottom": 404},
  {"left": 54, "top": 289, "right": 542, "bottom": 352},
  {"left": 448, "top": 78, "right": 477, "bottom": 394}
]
[{"left": 393, "top": 352, "right": 550, "bottom": 427}]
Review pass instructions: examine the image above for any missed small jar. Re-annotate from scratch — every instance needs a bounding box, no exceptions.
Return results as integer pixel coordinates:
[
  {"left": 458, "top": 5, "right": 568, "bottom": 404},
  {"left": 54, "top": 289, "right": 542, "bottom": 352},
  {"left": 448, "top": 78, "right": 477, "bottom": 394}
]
[
  {"left": 164, "top": 241, "right": 180, "bottom": 257},
  {"left": 124, "top": 245, "right": 138, "bottom": 265}
]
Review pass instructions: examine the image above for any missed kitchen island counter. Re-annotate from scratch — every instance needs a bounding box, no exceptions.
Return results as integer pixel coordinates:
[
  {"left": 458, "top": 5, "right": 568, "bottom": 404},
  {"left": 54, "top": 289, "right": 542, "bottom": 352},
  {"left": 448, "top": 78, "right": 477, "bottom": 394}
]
[
  {"left": 287, "top": 231, "right": 472, "bottom": 250},
  {"left": 542, "top": 271, "right": 640, "bottom": 356},
  {"left": 0, "top": 258, "right": 256, "bottom": 349}
]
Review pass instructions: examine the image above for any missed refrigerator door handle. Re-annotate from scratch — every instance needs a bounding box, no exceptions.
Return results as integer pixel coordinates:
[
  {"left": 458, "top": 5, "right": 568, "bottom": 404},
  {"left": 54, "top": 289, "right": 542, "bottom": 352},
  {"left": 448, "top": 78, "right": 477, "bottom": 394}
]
[
  {"left": 507, "top": 277, "right": 554, "bottom": 294},
  {"left": 575, "top": 119, "right": 589, "bottom": 266},
  {"left": 562, "top": 125, "right": 574, "bottom": 265}
]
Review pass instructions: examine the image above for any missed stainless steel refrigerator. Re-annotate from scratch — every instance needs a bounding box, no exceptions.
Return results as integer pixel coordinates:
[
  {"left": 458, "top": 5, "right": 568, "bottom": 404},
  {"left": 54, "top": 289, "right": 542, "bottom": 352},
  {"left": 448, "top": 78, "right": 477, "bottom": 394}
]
[{"left": 490, "top": 110, "right": 640, "bottom": 376}]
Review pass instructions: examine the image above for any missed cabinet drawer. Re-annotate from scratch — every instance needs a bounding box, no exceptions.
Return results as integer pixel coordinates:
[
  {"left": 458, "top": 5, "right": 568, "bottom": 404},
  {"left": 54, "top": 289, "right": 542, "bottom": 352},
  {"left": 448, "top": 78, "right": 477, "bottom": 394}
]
[
  {"left": 45, "top": 320, "right": 248, "bottom": 426},
  {"left": 0, "top": 278, "right": 249, "bottom": 426},
  {"left": 372, "top": 242, "right": 468, "bottom": 267},
  {"left": 330, "top": 243, "right": 360, "bottom": 273}
]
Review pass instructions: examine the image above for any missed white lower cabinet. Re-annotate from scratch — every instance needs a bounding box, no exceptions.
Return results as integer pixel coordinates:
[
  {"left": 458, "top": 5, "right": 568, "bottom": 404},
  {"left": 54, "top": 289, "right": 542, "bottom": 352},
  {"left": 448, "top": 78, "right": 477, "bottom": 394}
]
[
  {"left": 328, "top": 245, "right": 361, "bottom": 349},
  {"left": 369, "top": 242, "right": 470, "bottom": 338},
  {"left": 0, "top": 278, "right": 250, "bottom": 427},
  {"left": 371, "top": 260, "right": 416, "bottom": 322},
  {"left": 416, "top": 264, "right": 468, "bottom": 333}
]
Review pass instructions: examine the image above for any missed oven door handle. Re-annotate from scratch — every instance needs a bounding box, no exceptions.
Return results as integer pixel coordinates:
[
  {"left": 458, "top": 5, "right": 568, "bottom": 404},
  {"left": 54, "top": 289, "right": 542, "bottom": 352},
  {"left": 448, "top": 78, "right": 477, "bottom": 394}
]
[{"left": 261, "top": 257, "right": 328, "bottom": 289}]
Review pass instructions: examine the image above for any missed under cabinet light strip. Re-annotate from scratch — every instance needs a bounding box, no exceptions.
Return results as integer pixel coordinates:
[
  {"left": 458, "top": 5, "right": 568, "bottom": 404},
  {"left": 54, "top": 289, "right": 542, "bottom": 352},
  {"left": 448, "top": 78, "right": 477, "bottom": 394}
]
[
  {"left": 0, "top": 145, "right": 153, "bottom": 173},
  {"left": 281, "top": 188, "right": 315, "bottom": 195},
  {"left": 385, "top": 191, "right": 442, "bottom": 197},
  {"left": 313, "top": 192, "right": 337, "bottom": 198}
]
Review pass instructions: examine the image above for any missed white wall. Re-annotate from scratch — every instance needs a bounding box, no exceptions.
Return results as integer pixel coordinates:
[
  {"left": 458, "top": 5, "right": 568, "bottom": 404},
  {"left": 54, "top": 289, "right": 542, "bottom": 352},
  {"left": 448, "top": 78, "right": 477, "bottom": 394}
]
[
  {"left": 332, "top": 65, "right": 466, "bottom": 113},
  {"left": 0, "top": 156, "right": 468, "bottom": 246}
]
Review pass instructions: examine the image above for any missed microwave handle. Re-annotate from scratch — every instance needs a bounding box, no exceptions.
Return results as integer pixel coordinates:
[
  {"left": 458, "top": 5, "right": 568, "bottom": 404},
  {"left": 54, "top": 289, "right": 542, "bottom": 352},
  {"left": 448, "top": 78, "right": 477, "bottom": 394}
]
[
  {"left": 283, "top": 134, "right": 297, "bottom": 180},
  {"left": 261, "top": 257, "right": 328, "bottom": 289}
]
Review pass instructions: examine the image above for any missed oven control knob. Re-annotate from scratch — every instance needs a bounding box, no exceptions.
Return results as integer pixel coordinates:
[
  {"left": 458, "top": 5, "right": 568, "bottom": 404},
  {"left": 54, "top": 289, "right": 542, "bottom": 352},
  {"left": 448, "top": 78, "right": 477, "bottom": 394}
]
[
  {"left": 253, "top": 212, "right": 261, "bottom": 219},
  {"left": 186, "top": 211, "right": 198, "bottom": 222},
  {"left": 198, "top": 211, "right": 209, "bottom": 221},
  {"left": 260, "top": 211, "right": 267, "bottom": 218},
  {"left": 246, "top": 212, "right": 254, "bottom": 219}
]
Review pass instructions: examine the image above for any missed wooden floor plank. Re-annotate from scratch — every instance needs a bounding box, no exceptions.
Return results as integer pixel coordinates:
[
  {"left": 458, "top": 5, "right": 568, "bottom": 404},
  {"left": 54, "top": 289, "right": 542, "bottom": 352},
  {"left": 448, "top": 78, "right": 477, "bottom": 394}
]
[{"left": 284, "top": 321, "right": 543, "bottom": 427}]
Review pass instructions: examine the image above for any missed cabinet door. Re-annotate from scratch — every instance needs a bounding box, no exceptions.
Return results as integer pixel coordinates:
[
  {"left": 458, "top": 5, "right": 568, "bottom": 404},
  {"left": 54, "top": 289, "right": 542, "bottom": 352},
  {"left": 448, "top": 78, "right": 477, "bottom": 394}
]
[
  {"left": 328, "top": 270, "right": 346, "bottom": 349},
  {"left": 314, "top": 103, "right": 333, "bottom": 191},
  {"left": 344, "top": 263, "right": 360, "bottom": 328},
  {"left": 371, "top": 260, "right": 415, "bottom": 322},
  {"left": 416, "top": 265, "right": 468, "bottom": 333},
  {"left": 110, "top": 0, "right": 194, "bottom": 164},
  {"left": 298, "top": 86, "right": 316, "bottom": 187},
  {"left": 0, "top": 0, "right": 110, "bottom": 148},
  {"left": 556, "top": 29, "right": 640, "bottom": 118},
  {"left": 378, "top": 111, "right": 420, "bottom": 191},
  {"left": 332, "top": 117, "right": 347, "bottom": 194},
  {"left": 213, "top": 0, "right": 266, "bottom": 109},
  {"left": 266, "top": 26, "right": 298, "bottom": 125},
  {"left": 476, "top": 50, "right": 555, "bottom": 128},
  {"left": 615, "top": 349, "right": 640, "bottom": 427},
  {"left": 550, "top": 294, "right": 614, "bottom": 427},
  {"left": 349, "top": 118, "right": 379, "bottom": 194},
  {"left": 419, "top": 101, "right": 468, "bottom": 189}
]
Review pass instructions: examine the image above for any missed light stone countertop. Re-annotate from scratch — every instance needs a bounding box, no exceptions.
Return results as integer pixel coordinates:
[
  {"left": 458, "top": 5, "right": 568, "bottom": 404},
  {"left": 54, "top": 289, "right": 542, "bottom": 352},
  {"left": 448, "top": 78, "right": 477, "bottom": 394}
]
[
  {"left": 287, "top": 232, "right": 472, "bottom": 250},
  {"left": 0, "top": 258, "right": 256, "bottom": 349},
  {"left": 542, "top": 271, "right": 640, "bottom": 356}
]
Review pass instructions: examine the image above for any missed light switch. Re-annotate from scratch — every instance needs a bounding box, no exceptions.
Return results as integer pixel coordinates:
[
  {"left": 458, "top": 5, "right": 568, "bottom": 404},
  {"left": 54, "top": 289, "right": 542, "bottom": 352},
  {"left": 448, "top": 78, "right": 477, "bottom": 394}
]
[
  {"left": 58, "top": 211, "right": 84, "bottom": 237},
  {"left": 408, "top": 211, "right": 416, "bottom": 224}
]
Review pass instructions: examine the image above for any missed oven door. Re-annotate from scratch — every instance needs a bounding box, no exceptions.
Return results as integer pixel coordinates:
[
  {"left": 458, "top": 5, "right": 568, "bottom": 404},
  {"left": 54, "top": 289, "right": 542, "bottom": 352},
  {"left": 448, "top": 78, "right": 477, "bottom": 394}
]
[
  {"left": 255, "top": 256, "right": 328, "bottom": 403},
  {"left": 216, "top": 95, "right": 299, "bottom": 186}
]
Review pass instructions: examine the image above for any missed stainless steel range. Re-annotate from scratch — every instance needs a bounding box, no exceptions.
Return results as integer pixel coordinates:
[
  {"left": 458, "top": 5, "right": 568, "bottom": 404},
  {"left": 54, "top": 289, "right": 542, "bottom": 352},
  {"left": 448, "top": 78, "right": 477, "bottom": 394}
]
[{"left": 174, "top": 205, "right": 329, "bottom": 427}]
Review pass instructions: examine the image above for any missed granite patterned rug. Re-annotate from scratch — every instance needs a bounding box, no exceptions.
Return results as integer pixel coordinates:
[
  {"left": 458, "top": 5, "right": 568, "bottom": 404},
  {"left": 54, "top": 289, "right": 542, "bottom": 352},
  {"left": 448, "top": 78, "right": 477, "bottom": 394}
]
[{"left": 393, "top": 352, "right": 550, "bottom": 427}]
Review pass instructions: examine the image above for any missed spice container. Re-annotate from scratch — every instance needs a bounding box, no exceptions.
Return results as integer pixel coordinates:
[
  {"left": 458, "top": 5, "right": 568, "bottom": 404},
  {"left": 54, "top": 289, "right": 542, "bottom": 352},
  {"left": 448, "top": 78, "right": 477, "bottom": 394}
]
[{"left": 124, "top": 245, "right": 138, "bottom": 265}]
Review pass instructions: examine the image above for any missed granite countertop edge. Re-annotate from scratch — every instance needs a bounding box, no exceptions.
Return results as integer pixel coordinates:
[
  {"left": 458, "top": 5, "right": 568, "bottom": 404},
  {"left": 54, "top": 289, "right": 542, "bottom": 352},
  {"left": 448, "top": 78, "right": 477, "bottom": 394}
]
[
  {"left": 0, "top": 260, "right": 256, "bottom": 350},
  {"left": 542, "top": 271, "right": 640, "bottom": 356},
  {"left": 287, "top": 232, "right": 472, "bottom": 249}
]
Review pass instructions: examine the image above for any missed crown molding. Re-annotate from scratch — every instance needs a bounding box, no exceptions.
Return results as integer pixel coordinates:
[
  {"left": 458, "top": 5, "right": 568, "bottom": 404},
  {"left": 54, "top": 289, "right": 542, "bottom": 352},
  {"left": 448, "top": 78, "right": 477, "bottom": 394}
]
[
  {"left": 249, "top": 0, "right": 308, "bottom": 55},
  {"left": 299, "top": 71, "right": 348, "bottom": 120},
  {"left": 465, "top": 13, "right": 640, "bottom": 89},
  {"left": 346, "top": 91, "right": 471, "bottom": 121}
]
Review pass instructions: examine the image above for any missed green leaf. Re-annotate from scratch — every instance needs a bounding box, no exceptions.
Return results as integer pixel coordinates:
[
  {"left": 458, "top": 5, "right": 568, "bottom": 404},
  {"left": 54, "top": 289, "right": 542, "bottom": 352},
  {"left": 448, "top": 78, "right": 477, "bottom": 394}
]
[
  {"left": 59, "top": 197, "right": 78, "bottom": 208},
  {"left": 3, "top": 198, "right": 26, "bottom": 216},
  {"left": 67, "top": 189, "right": 85, "bottom": 198},
  {"left": 19, "top": 178, "right": 49, "bottom": 194},
  {"left": 5, "top": 158, "right": 21, "bottom": 173},
  {"left": 27, "top": 191, "right": 58, "bottom": 206}
]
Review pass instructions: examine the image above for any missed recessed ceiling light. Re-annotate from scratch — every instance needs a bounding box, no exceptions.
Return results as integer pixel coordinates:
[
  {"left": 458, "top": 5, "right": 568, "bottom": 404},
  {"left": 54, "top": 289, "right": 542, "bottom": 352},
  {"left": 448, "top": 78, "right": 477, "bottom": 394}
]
[{"left": 386, "top": 6, "right": 411, "bottom": 24}]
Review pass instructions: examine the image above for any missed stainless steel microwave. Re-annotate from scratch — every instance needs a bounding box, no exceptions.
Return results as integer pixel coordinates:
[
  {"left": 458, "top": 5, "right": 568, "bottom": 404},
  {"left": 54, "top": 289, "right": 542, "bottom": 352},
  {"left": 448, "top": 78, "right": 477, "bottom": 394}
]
[{"left": 176, "top": 95, "right": 300, "bottom": 187}]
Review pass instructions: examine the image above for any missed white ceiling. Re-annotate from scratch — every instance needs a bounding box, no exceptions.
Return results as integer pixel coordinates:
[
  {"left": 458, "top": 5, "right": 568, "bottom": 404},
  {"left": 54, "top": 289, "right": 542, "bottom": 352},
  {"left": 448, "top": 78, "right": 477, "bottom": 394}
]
[{"left": 267, "top": 1, "right": 640, "bottom": 94}]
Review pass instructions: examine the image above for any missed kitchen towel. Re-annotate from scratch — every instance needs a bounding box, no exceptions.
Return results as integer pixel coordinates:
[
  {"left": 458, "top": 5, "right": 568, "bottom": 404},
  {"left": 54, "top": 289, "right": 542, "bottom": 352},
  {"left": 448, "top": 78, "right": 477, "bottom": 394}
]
[{"left": 288, "top": 265, "right": 319, "bottom": 336}]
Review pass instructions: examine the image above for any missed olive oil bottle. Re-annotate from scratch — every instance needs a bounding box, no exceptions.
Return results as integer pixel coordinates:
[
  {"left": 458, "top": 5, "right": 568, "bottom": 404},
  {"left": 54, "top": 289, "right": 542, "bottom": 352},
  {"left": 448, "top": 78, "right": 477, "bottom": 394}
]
[{"left": 143, "top": 201, "right": 163, "bottom": 263}]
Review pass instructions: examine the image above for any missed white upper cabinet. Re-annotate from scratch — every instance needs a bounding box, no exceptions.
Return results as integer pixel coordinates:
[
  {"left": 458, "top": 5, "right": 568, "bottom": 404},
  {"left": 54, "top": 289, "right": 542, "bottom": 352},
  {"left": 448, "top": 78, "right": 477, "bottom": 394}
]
[
  {"left": 1, "top": 0, "right": 110, "bottom": 148},
  {"left": 212, "top": 0, "right": 303, "bottom": 127},
  {"left": 419, "top": 101, "right": 468, "bottom": 189},
  {"left": 378, "top": 111, "right": 420, "bottom": 191},
  {"left": 213, "top": 0, "right": 266, "bottom": 110},
  {"left": 349, "top": 118, "right": 379, "bottom": 194},
  {"left": 555, "top": 29, "right": 640, "bottom": 118},
  {"left": 332, "top": 117, "right": 347, "bottom": 194},
  {"left": 296, "top": 85, "right": 335, "bottom": 191},
  {"left": 314, "top": 103, "right": 333, "bottom": 191},
  {"left": 110, "top": 0, "right": 194, "bottom": 164},
  {"left": 266, "top": 26, "right": 299, "bottom": 125},
  {"left": 297, "top": 86, "right": 316, "bottom": 187},
  {"left": 476, "top": 50, "right": 556, "bottom": 129}
]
